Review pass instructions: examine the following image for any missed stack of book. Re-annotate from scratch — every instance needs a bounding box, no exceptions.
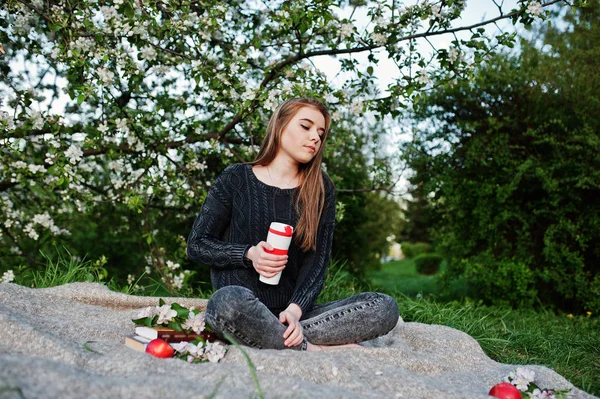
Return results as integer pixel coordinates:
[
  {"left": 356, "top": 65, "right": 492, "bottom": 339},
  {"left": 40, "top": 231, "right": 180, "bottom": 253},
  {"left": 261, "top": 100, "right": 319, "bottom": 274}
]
[{"left": 124, "top": 326, "right": 215, "bottom": 353}]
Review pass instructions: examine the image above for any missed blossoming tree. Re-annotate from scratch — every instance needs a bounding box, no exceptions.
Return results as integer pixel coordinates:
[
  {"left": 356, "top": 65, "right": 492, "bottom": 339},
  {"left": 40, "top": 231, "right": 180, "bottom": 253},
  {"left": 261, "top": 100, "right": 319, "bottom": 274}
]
[{"left": 0, "top": 0, "right": 571, "bottom": 288}]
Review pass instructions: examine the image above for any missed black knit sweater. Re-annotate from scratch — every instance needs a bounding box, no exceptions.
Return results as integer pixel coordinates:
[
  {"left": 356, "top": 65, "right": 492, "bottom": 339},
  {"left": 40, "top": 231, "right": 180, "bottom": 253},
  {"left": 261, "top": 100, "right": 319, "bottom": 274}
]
[{"left": 187, "top": 163, "right": 335, "bottom": 314}]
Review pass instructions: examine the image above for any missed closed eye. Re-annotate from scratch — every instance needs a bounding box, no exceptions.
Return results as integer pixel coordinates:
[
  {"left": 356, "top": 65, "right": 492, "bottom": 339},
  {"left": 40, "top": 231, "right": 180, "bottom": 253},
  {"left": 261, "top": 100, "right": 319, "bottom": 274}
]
[{"left": 301, "top": 125, "right": 309, "bottom": 130}]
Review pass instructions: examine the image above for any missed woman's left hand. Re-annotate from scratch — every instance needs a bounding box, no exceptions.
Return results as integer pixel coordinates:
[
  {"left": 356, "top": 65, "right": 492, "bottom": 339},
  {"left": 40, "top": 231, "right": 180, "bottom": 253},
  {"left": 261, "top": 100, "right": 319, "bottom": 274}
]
[{"left": 279, "top": 303, "right": 304, "bottom": 347}]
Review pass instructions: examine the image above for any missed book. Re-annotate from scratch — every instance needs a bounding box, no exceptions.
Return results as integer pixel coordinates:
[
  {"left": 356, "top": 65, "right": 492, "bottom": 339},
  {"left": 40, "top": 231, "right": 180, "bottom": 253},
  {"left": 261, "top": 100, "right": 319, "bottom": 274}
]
[
  {"left": 134, "top": 326, "right": 216, "bottom": 343},
  {"left": 124, "top": 334, "right": 178, "bottom": 353}
]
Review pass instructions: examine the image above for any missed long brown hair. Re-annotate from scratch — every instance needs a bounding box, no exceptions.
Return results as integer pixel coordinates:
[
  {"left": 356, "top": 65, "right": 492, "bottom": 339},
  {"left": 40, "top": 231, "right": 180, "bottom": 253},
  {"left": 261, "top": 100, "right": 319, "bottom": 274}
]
[{"left": 252, "top": 98, "right": 332, "bottom": 252}]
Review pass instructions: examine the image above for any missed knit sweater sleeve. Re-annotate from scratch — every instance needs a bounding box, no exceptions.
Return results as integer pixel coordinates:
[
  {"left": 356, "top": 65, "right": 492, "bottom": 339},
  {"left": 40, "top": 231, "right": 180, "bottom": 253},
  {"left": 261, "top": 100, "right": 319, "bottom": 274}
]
[
  {"left": 288, "top": 174, "right": 336, "bottom": 314},
  {"left": 186, "top": 165, "right": 250, "bottom": 269}
]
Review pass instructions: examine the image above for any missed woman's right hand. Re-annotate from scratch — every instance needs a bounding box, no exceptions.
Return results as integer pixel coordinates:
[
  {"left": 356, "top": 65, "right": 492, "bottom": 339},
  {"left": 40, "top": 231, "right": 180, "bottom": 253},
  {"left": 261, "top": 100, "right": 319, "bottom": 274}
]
[{"left": 247, "top": 242, "right": 288, "bottom": 278}]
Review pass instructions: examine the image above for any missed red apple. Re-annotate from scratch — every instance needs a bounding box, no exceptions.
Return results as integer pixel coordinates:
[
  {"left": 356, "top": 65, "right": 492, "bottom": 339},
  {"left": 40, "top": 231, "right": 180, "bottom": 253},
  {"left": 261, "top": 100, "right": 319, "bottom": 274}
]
[
  {"left": 488, "top": 382, "right": 522, "bottom": 399},
  {"left": 145, "top": 339, "right": 174, "bottom": 358}
]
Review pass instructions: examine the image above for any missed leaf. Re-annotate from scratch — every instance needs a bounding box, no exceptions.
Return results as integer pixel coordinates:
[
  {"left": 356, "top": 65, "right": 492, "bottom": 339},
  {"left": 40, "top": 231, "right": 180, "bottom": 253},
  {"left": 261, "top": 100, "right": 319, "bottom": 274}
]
[
  {"left": 77, "top": 94, "right": 86, "bottom": 105},
  {"left": 132, "top": 317, "right": 149, "bottom": 326},
  {"left": 367, "top": 66, "right": 374, "bottom": 75},
  {"left": 83, "top": 341, "right": 102, "bottom": 355},
  {"left": 159, "top": 298, "right": 165, "bottom": 306},
  {"left": 168, "top": 320, "right": 183, "bottom": 332},
  {"left": 171, "top": 302, "right": 190, "bottom": 319}
]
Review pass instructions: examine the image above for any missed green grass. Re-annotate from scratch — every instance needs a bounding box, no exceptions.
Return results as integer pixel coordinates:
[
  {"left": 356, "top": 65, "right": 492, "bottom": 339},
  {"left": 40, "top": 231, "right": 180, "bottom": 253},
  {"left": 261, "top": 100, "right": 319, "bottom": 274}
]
[{"left": 370, "top": 258, "right": 440, "bottom": 297}]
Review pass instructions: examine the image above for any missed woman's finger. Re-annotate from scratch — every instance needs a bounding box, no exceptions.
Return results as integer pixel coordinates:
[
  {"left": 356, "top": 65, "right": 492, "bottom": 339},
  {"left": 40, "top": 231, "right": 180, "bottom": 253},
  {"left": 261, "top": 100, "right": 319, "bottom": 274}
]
[{"left": 285, "top": 326, "right": 303, "bottom": 347}]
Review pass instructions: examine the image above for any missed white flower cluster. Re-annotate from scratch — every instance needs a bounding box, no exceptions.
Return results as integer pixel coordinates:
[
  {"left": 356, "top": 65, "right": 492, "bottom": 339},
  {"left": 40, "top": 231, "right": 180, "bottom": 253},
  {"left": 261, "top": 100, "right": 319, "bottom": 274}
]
[
  {"left": 65, "top": 144, "right": 83, "bottom": 164},
  {"left": 505, "top": 367, "right": 536, "bottom": 390},
  {"left": 527, "top": 1, "right": 543, "bottom": 17},
  {"left": 339, "top": 22, "right": 354, "bottom": 40},
  {"left": 504, "top": 366, "right": 570, "bottom": 398},
  {"left": 182, "top": 310, "right": 205, "bottom": 334},
  {"left": 173, "top": 340, "right": 226, "bottom": 363},
  {"left": 1, "top": 270, "right": 15, "bottom": 284},
  {"left": 528, "top": 389, "right": 560, "bottom": 399},
  {"left": 448, "top": 46, "right": 464, "bottom": 64},
  {"left": 371, "top": 32, "right": 387, "bottom": 46},
  {"left": 21, "top": 212, "right": 70, "bottom": 241}
]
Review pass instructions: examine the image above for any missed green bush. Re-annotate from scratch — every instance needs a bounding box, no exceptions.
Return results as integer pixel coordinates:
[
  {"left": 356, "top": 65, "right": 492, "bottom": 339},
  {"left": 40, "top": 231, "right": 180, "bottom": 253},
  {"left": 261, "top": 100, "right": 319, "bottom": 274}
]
[
  {"left": 447, "top": 254, "right": 539, "bottom": 307},
  {"left": 414, "top": 253, "right": 443, "bottom": 275},
  {"left": 401, "top": 242, "right": 433, "bottom": 258},
  {"left": 405, "top": 6, "right": 600, "bottom": 312}
]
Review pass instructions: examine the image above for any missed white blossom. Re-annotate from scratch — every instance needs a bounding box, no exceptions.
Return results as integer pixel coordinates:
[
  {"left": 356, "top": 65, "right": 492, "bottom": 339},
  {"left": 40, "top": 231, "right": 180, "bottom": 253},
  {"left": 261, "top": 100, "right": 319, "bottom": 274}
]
[
  {"left": 100, "top": 6, "right": 118, "bottom": 22},
  {"left": 172, "top": 272, "right": 184, "bottom": 289},
  {"left": 1, "top": 270, "right": 15, "bottom": 283},
  {"left": 182, "top": 311, "right": 206, "bottom": 334},
  {"left": 340, "top": 22, "right": 354, "bottom": 40},
  {"left": 204, "top": 341, "right": 227, "bottom": 363},
  {"left": 24, "top": 223, "right": 39, "bottom": 240},
  {"left": 448, "top": 46, "right": 462, "bottom": 64},
  {"left": 136, "top": 306, "right": 158, "bottom": 319},
  {"left": 527, "top": 1, "right": 543, "bottom": 17},
  {"left": 98, "top": 122, "right": 109, "bottom": 134},
  {"left": 371, "top": 32, "right": 387, "bottom": 46},
  {"left": 416, "top": 69, "right": 431, "bottom": 85},
  {"left": 72, "top": 37, "right": 95, "bottom": 54},
  {"left": 275, "top": 10, "right": 289, "bottom": 19},
  {"left": 31, "top": 0, "right": 44, "bottom": 9},
  {"left": 156, "top": 304, "right": 178, "bottom": 325},
  {"left": 65, "top": 145, "right": 83, "bottom": 164},
  {"left": 430, "top": 4, "right": 442, "bottom": 19},
  {"left": 350, "top": 101, "right": 363, "bottom": 116},
  {"left": 505, "top": 367, "right": 536, "bottom": 391},
  {"left": 12, "top": 161, "right": 27, "bottom": 169},
  {"left": 33, "top": 212, "right": 54, "bottom": 229},
  {"left": 28, "top": 164, "right": 47, "bottom": 174},
  {"left": 331, "top": 111, "right": 343, "bottom": 121},
  {"left": 29, "top": 111, "right": 44, "bottom": 130},
  {"left": 97, "top": 67, "right": 115, "bottom": 85},
  {"left": 115, "top": 118, "right": 129, "bottom": 132},
  {"left": 14, "top": 14, "right": 32, "bottom": 35},
  {"left": 166, "top": 260, "right": 180, "bottom": 271},
  {"left": 141, "top": 45, "right": 157, "bottom": 62}
]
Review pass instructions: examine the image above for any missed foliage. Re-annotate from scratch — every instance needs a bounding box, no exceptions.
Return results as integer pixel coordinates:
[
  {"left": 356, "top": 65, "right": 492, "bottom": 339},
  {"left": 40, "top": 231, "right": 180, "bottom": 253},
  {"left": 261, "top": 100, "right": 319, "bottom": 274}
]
[
  {"left": 317, "top": 259, "right": 369, "bottom": 303},
  {"left": 8, "top": 246, "right": 108, "bottom": 288},
  {"left": 325, "top": 114, "right": 403, "bottom": 276},
  {"left": 404, "top": 3, "right": 600, "bottom": 313},
  {"left": 401, "top": 242, "right": 433, "bottom": 258},
  {"left": 0, "top": 0, "right": 569, "bottom": 286},
  {"left": 413, "top": 253, "right": 443, "bottom": 275},
  {"left": 399, "top": 179, "right": 437, "bottom": 243}
]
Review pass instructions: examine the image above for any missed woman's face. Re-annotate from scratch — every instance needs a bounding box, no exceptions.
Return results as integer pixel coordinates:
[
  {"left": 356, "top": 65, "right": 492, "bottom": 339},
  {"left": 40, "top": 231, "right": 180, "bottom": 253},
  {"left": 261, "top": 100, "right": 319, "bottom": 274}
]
[{"left": 278, "top": 106, "right": 326, "bottom": 165}]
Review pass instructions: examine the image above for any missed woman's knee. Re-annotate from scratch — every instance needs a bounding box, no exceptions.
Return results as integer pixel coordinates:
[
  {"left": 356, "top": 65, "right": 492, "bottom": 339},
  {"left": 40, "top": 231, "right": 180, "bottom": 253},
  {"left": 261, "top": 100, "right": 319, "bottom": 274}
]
[
  {"left": 371, "top": 292, "right": 400, "bottom": 333},
  {"left": 365, "top": 292, "right": 400, "bottom": 334},
  {"left": 206, "top": 285, "right": 255, "bottom": 320}
]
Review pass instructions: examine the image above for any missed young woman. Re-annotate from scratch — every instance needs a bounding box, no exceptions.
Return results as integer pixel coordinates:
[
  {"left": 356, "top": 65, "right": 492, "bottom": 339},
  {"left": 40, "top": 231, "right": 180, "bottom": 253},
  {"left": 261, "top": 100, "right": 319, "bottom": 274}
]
[{"left": 187, "top": 98, "right": 399, "bottom": 351}]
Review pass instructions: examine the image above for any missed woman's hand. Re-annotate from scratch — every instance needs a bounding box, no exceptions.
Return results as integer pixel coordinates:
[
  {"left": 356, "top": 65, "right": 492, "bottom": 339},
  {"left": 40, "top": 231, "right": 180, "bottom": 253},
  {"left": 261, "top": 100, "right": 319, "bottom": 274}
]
[
  {"left": 247, "top": 242, "right": 288, "bottom": 278},
  {"left": 279, "top": 303, "right": 304, "bottom": 347}
]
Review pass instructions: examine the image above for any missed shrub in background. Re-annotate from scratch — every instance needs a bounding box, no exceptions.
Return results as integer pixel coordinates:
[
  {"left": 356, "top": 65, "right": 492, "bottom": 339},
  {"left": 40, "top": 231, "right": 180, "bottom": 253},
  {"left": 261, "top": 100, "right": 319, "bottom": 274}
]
[
  {"left": 401, "top": 242, "right": 433, "bottom": 259},
  {"left": 414, "top": 253, "right": 444, "bottom": 275},
  {"left": 405, "top": 5, "right": 600, "bottom": 312}
]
